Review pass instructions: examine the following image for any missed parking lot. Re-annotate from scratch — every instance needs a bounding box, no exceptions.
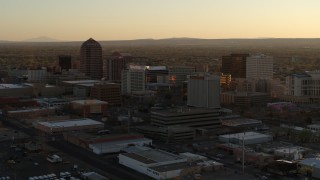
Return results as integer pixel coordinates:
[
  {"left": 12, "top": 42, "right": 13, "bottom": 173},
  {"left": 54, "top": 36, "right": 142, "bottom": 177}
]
[{"left": 0, "top": 141, "right": 105, "bottom": 179}]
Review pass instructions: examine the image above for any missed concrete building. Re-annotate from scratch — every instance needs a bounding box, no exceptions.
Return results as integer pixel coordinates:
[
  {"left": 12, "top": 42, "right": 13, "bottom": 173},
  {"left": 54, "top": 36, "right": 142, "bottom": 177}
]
[
  {"left": 119, "top": 149, "right": 199, "bottom": 180},
  {"left": 27, "top": 69, "right": 47, "bottom": 83},
  {"left": 71, "top": 99, "right": 108, "bottom": 117},
  {"left": 103, "top": 52, "right": 132, "bottom": 82},
  {"left": 63, "top": 132, "right": 152, "bottom": 154},
  {"left": 299, "top": 158, "right": 320, "bottom": 179},
  {"left": 37, "top": 98, "right": 68, "bottom": 108},
  {"left": 80, "top": 38, "right": 103, "bottom": 79},
  {"left": 60, "top": 80, "right": 102, "bottom": 94},
  {"left": 137, "top": 125, "right": 195, "bottom": 142},
  {"left": 168, "top": 66, "right": 195, "bottom": 85},
  {"left": 187, "top": 73, "right": 220, "bottom": 108},
  {"left": 220, "top": 91, "right": 270, "bottom": 106},
  {"left": 121, "top": 68, "right": 145, "bottom": 94},
  {"left": 145, "top": 66, "right": 168, "bottom": 83},
  {"left": 0, "top": 84, "right": 33, "bottom": 97},
  {"left": 219, "top": 132, "right": 272, "bottom": 145},
  {"left": 221, "top": 54, "right": 249, "bottom": 78},
  {"left": 151, "top": 107, "right": 222, "bottom": 129},
  {"left": 6, "top": 107, "right": 56, "bottom": 119},
  {"left": 246, "top": 54, "right": 273, "bottom": 79},
  {"left": 90, "top": 83, "right": 121, "bottom": 106},
  {"left": 284, "top": 71, "right": 320, "bottom": 103},
  {"left": 35, "top": 118, "right": 104, "bottom": 134},
  {"left": 274, "top": 146, "right": 309, "bottom": 160}
]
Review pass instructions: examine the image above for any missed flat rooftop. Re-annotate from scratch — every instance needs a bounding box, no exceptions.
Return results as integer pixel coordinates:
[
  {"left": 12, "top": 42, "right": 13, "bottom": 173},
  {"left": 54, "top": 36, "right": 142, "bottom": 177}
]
[
  {"left": 300, "top": 158, "right": 320, "bottom": 168},
  {"left": 0, "top": 84, "right": 29, "bottom": 89},
  {"left": 222, "top": 118, "right": 262, "bottom": 127},
  {"left": 8, "top": 107, "right": 55, "bottom": 113},
  {"left": 62, "top": 80, "right": 102, "bottom": 84},
  {"left": 72, "top": 99, "right": 108, "bottom": 105},
  {"left": 150, "top": 162, "right": 194, "bottom": 172},
  {"left": 151, "top": 107, "right": 221, "bottom": 116},
  {"left": 37, "top": 118, "right": 103, "bottom": 128},
  {"left": 220, "top": 132, "right": 272, "bottom": 140},
  {"left": 90, "top": 138, "right": 152, "bottom": 149},
  {"left": 123, "top": 149, "right": 184, "bottom": 164}
]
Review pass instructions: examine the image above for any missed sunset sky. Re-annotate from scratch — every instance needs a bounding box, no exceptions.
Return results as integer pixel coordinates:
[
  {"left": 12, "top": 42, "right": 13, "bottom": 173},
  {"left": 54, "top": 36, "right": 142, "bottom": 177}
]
[{"left": 1, "top": 0, "right": 320, "bottom": 41}]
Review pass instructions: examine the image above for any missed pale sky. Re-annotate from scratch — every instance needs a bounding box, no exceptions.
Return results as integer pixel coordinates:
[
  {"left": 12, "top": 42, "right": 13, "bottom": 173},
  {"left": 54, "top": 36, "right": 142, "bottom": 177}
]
[{"left": 1, "top": 0, "right": 320, "bottom": 41}]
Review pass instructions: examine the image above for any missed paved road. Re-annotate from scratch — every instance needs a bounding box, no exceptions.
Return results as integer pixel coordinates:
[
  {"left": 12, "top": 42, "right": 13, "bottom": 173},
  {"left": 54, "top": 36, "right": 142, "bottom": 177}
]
[
  {"left": 48, "top": 140, "right": 152, "bottom": 180},
  {"left": 2, "top": 118, "right": 152, "bottom": 180}
]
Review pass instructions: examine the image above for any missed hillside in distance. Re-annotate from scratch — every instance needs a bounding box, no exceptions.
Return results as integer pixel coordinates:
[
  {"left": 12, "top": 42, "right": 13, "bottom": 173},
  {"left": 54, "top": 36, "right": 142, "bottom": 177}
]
[{"left": 1, "top": 38, "right": 320, "bottom": 72}]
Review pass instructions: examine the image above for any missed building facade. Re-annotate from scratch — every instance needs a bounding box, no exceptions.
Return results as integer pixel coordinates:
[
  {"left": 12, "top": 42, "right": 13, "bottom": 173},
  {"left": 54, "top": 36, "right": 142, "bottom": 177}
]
[
  {"left": 80, "top": 38, "right": 103, "bottom": 79},
  {"left": 187, "top": 73, "right": 220, "bottom": 108},
  {"left": 103, "top": 52, "right": 132, "bottom": 82},
  {"left": 90, "top": 83, "right": 121, "bottom": 106},
  {"left": 221, "top": 54, "right": 249, "bottom": 78},
  {"left": 284, "top": 71, "right": 320, "bottom": 103},
  {"left": 246, "top": 54, "right": 273, "bottom": 79},
  {"left": 121, "top": 68, "right": 146, "bottom": 94}
]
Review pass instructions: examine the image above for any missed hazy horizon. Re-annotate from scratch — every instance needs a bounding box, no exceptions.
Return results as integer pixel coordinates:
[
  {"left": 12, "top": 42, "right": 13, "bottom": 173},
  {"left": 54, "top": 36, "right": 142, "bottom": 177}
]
[{"left": 2, "top": 0, "right": 320, "bottom": 41}]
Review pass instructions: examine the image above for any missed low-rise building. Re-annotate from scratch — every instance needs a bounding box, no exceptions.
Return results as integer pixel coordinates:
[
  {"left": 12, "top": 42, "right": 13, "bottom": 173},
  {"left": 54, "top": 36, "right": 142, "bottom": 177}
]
[
  {"left": 221, "top": 91, "right": 270, "bottom": 107},
  {"left": 219, "top": 132, "right": 272, "bottom": 145},
  {"left": 119, "top": 149, "right": 199, "bottom": 180},
  {"left": 137, "top": 125, "right": 195, "bottom": 142},
  {"left": 299, "top": 158, "right": 320, "bottom": 179},
  {"left": 35, "top": 118, "right": 104, "bottom": 134},
  {"left": 151, "top": 107, "right": 222, "bottom": 130},
  {"left": 71, "top": 99, "right": 108, "bottom": 117},
  {"left": 90, "top": 83, "right": 121, "bottom": 106}
]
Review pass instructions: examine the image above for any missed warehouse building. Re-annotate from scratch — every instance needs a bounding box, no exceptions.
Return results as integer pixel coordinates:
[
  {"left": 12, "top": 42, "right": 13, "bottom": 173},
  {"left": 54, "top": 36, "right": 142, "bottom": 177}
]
[
  {"left": 71, "top": 99, "right": 108, "bottom": 117},
  {"left": 119, "top": 149, "right": 199, "bottom": 180},
  {"left": 219, "top": 132, "right": 272, "bottom": 145},
  {"left": 35, "top": 118, "right": 104, "bottom": 134}
]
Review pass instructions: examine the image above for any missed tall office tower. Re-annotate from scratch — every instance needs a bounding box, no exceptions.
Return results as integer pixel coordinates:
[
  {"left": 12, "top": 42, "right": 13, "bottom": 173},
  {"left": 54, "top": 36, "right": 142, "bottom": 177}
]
[
  {"left": 168, "top": 66, "right": 196, "bottom": 85},
  {"left": 103, "top": 52, "right": 132, "bottom": 82},
  {"left": 80, "top": 38, "right": 103, "bottom": 79},
  {"left": 121, "top": 67, "right": 146, "bottom": 94},
  {"left": 221, "top": 54, "right": 249, "bottom": 78},
  {"left": 246, "top": 54, "right": 273, "bottom": 79},
  {"left": 58, "top": 55, "right": 72, "bottom": 71},
  {"left": 187, "top": 73, "right": 220, "bottom": 108}
]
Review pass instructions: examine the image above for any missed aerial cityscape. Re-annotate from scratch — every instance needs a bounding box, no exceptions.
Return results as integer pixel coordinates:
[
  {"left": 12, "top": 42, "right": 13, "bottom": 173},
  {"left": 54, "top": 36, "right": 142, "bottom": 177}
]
[{"left": 1, "top": 0, "right": 320, "bottom": 180}]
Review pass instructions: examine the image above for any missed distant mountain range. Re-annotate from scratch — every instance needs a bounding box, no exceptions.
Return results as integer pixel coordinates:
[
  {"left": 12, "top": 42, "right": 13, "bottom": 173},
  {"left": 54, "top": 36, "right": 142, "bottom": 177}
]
[
  {"left": 23, "top": 36, "right": 60, "bottom": 42},
  {"left": 1, "top": 37, "right": 320, "bottom": 48}
]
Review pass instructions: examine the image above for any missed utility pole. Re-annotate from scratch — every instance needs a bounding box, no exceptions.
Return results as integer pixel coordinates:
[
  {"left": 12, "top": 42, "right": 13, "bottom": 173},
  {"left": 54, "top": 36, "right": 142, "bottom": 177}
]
[{"left": 242, "top": 134, "right": 245, "bottom": 174}]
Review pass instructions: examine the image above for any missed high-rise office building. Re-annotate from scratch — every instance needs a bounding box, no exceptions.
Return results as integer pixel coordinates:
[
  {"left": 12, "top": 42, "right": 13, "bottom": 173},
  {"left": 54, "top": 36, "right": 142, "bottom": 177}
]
[
  {"left": 121, "top": 67, "right": 145, "bottom": 94},
  {"left": 246, "top": 54, "right": 273, "bottom": 79},
  {"left": 221, "top": 54, "right": 249, "bottom": 78},
  {"left": 58, "top": 55, "right": 72, "bottom": 71},
  {"left": 103, "top": 52, "right": 132, "bottom": 82},
  {"left": 80, "top": 38, "right": 103, "bottom": 79},
  {"left": 187, "top": 73, "right": 220, "bottom": 108}
]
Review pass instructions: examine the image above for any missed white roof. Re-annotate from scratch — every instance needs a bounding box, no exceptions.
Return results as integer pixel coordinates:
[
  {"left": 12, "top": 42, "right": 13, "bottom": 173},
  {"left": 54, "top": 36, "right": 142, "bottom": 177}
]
[
  {"left": 62, "top": 80, "right": 102, "bottom": 84},
  {"left": 71, "top": 99, "right": 108, "bottom": 105},
  {"left": 300, "top": 158, "right": 320, "bottom": 168},
  {"left": 220, "top": 131, "right": 272, "bottom": 140},
  {"left": 38, "top": 118, "right": 103, "bottom": 128},
  {"left": 0, "top": 84, "right": 29, "bottom": 89},
  {"left": 90, "top": 138, "right": 152, "bottom": 149}
]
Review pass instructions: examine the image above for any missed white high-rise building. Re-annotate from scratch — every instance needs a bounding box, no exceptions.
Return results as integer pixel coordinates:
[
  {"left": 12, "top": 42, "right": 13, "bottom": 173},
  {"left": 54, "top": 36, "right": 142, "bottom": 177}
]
[
  {"left": 246, "top": 54, "right": 273, "bottom": 79},
  {"left": 121, "top": 67, "right": 145, "bottom": 94},
  {"left": 187, "top": 73, "right": 220, "bottom": 108}
]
